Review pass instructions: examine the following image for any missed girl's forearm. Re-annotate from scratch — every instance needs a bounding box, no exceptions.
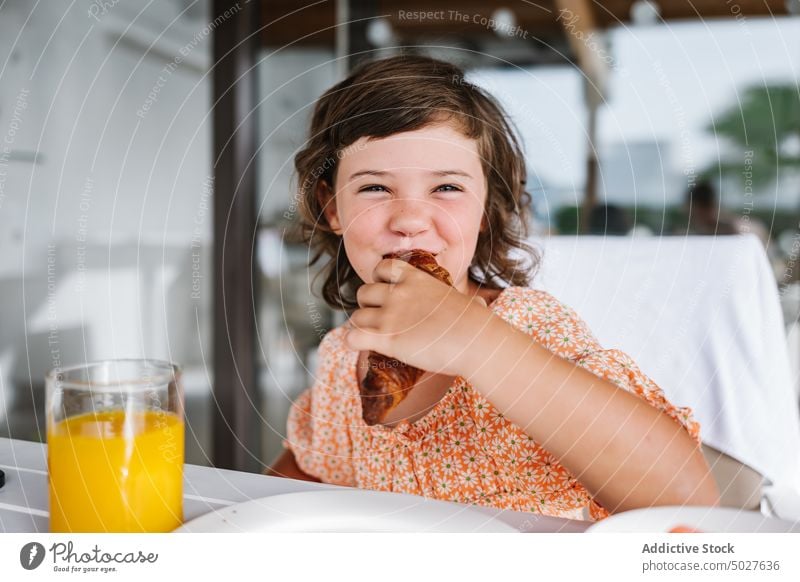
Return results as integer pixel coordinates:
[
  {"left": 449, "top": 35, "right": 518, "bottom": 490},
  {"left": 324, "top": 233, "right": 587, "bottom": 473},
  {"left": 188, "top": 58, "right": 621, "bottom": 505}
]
[{"left": 461, "top": 315, "right": 720, "bottom": 514}]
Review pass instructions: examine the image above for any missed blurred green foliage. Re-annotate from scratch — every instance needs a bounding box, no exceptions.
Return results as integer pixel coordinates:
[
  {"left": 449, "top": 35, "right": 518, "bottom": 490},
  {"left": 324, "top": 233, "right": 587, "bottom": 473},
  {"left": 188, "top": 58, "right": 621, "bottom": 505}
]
[{"left": 703, "top": 84, "right": 800, "bottom": 187}]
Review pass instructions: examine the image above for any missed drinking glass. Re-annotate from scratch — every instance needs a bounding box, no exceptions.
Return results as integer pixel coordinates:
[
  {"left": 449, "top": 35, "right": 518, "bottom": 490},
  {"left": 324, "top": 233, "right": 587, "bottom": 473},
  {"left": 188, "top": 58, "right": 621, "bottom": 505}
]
[{"left": 46, "top": 359, "right": 184, "bottom": 532}]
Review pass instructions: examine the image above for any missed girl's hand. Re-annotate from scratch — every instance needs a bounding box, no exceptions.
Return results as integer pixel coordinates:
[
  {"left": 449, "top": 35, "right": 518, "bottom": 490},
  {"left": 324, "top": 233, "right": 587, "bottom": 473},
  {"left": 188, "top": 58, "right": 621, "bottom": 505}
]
[{"left": 344, "top": 258, "right": 492, "bottom": 377}]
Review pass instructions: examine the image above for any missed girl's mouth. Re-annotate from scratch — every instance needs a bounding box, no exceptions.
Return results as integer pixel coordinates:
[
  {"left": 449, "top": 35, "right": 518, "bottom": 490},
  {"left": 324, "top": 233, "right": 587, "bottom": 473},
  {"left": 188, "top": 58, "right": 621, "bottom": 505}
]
[{"left": 384, "top": 248, "right": 441, "bottom": 258}]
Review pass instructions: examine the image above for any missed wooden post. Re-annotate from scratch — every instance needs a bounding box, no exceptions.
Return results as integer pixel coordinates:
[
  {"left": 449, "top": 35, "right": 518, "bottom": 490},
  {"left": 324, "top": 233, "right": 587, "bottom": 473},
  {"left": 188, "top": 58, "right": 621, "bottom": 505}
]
[
  {"left": 582, "top": 91, "right": 599, "bottom": 234},
  {"left": 342, "top": 0, "right": 375, "bottom": 72},
  {"left": 555, "top": 0, "right": 606, "bottom": 233},
  {"left": 212, "top": 0, "right": 261, "bottom": 471}
]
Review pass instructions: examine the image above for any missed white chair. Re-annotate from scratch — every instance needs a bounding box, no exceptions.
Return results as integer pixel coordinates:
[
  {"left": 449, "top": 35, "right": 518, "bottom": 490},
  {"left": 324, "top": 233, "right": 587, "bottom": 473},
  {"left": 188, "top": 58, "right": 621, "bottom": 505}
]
[{"left": 530, "top": 234, "right": 800, "bottom": 517}]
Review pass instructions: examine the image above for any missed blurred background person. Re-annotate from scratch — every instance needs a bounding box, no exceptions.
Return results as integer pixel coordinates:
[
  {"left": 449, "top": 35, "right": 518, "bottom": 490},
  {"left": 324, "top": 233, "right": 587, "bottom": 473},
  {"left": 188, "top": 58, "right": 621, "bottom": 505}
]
[{"left": 685, "top": 180, "right": 768, "bottom": 246}]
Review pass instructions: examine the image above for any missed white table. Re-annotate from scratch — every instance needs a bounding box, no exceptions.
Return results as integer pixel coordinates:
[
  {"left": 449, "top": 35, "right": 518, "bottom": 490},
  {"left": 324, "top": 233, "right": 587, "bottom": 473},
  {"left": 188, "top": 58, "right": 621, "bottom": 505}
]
[{"left": 0, "top": 438, "right": 589, "bottom": 533}]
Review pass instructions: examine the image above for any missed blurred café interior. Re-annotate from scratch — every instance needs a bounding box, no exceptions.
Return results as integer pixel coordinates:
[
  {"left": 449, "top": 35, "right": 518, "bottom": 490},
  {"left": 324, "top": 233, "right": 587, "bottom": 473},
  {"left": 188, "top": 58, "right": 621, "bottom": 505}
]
[{"left": 1, "top": 0, "right": 799, "bottom": 512}]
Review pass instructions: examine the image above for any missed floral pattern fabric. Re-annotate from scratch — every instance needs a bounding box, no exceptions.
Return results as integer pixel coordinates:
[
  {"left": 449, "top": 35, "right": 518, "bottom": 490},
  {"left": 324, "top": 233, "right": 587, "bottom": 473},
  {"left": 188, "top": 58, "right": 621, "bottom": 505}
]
[{"left": 285, "top": 287, "right": 701, "bottom": 521}]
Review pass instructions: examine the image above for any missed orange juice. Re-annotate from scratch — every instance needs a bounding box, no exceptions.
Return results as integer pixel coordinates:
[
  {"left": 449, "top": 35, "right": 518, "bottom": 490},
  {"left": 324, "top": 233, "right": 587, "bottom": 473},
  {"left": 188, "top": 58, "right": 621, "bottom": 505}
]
[{"left": 48, "top": 409, "right": 184, "bottom": 532}]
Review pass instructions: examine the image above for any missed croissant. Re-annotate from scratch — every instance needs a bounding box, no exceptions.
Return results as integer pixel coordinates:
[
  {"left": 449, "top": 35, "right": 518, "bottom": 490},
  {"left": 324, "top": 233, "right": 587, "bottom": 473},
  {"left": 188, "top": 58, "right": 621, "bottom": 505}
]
[{"left": 359, "top": 250, "right": 453, "bottom": 425}]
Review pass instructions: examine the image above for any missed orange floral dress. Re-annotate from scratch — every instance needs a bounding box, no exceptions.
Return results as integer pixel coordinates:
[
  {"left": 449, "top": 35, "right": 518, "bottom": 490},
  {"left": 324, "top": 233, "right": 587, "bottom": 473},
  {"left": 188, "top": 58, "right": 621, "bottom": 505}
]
[{"left": 284, "top": 287, "right": 701, "bottom": 521}]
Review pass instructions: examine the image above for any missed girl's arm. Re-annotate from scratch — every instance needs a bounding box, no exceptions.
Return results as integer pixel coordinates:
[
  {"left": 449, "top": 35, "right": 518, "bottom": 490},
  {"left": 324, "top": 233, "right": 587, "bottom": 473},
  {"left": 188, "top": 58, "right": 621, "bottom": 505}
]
[
  {"left": 462, "top": 314, "right": 720, "bottom": 514},
  {"left": 264, "top": 449, "right": 322, "bottom": 482},
  {"left": 347, "top": 261, "right": 719, "bottom": 513}
]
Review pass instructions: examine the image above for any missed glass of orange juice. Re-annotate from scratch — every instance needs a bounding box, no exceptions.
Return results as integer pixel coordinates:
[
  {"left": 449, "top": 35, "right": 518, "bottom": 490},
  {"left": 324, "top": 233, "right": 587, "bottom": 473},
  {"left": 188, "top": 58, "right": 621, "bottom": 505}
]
[{"left": 46, "top": 360, "right": 184, "bottom": 532}]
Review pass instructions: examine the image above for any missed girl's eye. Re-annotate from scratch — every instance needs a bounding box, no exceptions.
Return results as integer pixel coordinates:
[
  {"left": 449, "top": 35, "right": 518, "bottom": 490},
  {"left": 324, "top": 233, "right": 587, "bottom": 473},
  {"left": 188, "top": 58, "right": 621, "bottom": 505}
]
[
  {"left": 434, "top": 184, "right": 463, "bottom": 195},
  {"left": 358, "top": 184, "right": 389, "bottom": 193}
]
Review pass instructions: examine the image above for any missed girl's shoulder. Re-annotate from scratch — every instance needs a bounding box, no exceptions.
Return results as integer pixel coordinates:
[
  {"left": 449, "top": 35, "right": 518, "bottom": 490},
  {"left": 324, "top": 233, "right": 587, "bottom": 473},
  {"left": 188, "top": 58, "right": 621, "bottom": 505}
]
[
  {"left": 491, "top": 286, "right": 568, "bottom": 313},
  {"left": 308, "top": 324, "right": 356, "bottom": 381},
  {"left": 318, "top": 324, "right": 352, "bottom": 355},
  {"left": 492, "top": 287, "right": 594, "bottom": 340}
]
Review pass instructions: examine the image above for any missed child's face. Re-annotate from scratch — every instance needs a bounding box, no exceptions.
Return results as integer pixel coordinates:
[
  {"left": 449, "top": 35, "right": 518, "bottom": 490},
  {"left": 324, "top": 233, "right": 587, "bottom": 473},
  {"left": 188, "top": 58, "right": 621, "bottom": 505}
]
[{"left": 324, "top": 122, "right": 487, "bottom": 294}]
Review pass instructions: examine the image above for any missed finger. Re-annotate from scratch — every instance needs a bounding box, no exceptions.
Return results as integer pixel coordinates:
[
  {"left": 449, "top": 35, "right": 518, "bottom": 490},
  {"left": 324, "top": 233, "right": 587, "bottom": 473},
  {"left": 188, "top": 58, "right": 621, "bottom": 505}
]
[
  {"left": 372, "top": 258, "right": 412, "bottom": 284},
  {"left": 345, "top": 326, "right": 387, "bottom": 353},
  {"left": 348, "top": 307, "right": 383, "bottom": 331},
  {"left": 473, "top": 295, "right": 487, "bottom": 308},
  {"left": 356, "top": 282, "right": 391, "bottom": 308}
]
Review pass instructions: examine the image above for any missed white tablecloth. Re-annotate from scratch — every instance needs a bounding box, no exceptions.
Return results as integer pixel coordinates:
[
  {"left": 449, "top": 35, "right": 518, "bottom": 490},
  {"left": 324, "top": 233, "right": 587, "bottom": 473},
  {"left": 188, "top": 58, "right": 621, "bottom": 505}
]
[
  {"left": 0, "top": 438, "right": 587, "bottom": 533},
  {"left": 530, "top": 234, "right": 800, "bottom": 492}
]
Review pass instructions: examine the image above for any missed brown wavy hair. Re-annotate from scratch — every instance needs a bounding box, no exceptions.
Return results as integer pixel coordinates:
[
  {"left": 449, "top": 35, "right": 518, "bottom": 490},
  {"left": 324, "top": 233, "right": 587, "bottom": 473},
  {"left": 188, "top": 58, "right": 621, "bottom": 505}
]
[{"left": 293, "top": 54, "right": 538, "bottom": 312}]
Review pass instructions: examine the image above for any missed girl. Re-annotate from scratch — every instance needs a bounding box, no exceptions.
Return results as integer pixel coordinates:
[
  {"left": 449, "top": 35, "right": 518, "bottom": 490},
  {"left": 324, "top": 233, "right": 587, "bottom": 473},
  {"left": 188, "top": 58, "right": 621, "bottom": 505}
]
[{"left": 268, "top": 55, "right": 719, "bottom": 520}]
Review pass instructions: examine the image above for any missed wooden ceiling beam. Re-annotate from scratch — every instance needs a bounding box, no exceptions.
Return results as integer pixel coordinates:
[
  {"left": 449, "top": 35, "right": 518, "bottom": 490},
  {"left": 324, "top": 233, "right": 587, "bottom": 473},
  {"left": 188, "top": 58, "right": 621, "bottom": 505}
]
[{"left": 258, "top": 0, "right": 789, "bottom": 47}]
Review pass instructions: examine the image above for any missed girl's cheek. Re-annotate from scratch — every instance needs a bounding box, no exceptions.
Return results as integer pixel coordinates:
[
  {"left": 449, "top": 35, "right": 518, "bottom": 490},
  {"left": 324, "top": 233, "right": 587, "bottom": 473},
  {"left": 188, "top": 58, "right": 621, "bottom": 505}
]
[
  {"left": 341, "top": 207, "right": 386, "bottom": 282},
  {"left": 349, "top": 205, "right": 388, "bottom": 236},
  {"left": 437, "top": 207, "right": 482, "bottom": 243}
]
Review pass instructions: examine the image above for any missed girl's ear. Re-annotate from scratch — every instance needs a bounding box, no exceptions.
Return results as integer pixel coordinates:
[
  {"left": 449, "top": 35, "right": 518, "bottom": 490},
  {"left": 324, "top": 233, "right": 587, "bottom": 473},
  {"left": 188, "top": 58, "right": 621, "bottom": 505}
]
[{"left": 317, "top": 180, "right": 342, "bottom": 234}]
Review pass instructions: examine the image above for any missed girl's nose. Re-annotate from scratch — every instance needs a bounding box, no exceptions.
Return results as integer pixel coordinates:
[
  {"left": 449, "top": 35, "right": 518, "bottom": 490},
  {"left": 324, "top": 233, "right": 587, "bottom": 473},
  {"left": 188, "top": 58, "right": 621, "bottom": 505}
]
[{"left": 388, "top": 199, "right": 431, "bottom": 238}]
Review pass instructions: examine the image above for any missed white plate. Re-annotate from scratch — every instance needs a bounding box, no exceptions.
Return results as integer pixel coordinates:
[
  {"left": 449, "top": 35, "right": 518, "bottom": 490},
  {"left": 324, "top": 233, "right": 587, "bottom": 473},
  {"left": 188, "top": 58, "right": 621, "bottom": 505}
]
[
  {"left": 586, "top": 506, "right": 800, "bottom": 533},
  {"left": 175, "top": 490, "right": 517, "bottom": 533}
]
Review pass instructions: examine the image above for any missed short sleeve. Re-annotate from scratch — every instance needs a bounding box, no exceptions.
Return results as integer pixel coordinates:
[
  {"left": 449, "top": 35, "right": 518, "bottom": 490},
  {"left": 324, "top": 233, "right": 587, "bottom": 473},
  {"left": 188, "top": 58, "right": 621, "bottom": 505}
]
[
  {"left": 510, "top": 289, "right": 701, "bottom": 445},
  {"left": 284, "top": 329, "right": 357, "bottom": 486},
  {"left": 573, "top": 346, "right": 702, "bottom": 522},
  {"left": 502, "top": 289, "right": 703, "bottom": 521}
]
